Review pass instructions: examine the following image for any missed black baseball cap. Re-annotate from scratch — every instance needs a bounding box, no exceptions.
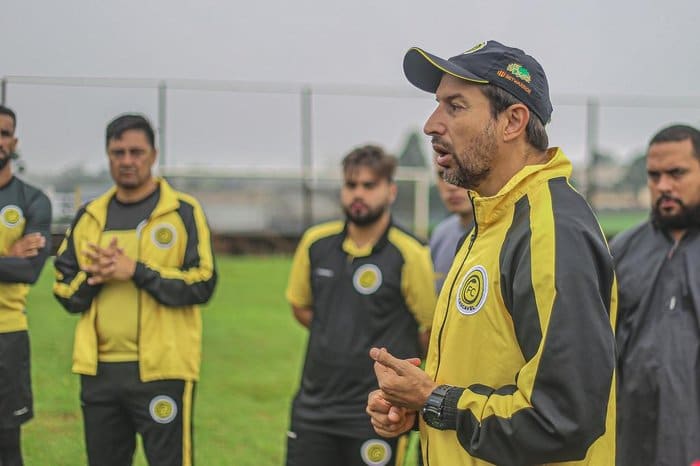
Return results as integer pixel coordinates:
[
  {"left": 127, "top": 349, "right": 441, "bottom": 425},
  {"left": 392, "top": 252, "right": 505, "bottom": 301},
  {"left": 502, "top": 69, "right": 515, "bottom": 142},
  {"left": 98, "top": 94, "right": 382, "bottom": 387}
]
[{"left": 403, "top": 40, "right": 553, "bottom": 124}]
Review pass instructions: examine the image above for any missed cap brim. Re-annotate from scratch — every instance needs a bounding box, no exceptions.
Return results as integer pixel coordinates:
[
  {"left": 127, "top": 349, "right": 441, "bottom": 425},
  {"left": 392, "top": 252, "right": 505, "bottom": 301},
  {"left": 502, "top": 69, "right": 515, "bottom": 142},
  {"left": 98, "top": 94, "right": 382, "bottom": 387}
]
[{"left": 403, "top": 47, "right": 489, "bottom": 93}]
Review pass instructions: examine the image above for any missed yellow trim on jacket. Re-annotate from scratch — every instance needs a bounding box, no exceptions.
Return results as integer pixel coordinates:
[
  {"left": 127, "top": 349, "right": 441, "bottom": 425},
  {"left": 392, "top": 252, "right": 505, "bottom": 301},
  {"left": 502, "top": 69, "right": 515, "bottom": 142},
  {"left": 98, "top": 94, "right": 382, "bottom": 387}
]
[{"left": 54, "top": 178, "right": 215, "bottom": 382}]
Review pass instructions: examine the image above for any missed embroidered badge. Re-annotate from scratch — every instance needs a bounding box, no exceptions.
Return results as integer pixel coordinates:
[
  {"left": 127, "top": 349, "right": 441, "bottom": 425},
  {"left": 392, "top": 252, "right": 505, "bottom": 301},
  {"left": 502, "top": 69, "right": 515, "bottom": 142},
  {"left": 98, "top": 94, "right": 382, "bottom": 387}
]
[
  {"left": 0, "top": 205, "right": 23, "bottom": 228},
  {"left": 506, "top": 63, "right": 532, "bottom": 83},
  {"left": 151, "top": 223, "right": 176, "bottom": 249},
  {"left": 455, "top": 265, "right": 488, "bottom": 315},
  {"left": 360, "top": 439, "right": 392, "bottom": 466},
  {"left": 149, "top": 395, "right": 178, "bottom": 424},
  {"left": 353, "top": 264, "right": 382, "bottom": 295}
]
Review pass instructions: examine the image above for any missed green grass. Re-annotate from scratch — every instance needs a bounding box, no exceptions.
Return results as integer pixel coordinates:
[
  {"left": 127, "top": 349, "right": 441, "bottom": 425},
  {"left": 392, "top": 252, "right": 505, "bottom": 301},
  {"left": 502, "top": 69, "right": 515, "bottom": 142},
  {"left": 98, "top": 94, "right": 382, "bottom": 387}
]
[
  {"left": 24, "top": 255, "right": 305, "bottom": 466},
  {"left": 595, "top": 209, "right": 648, "bottom": 237},
  {"left": 22, "top": 211, "right": 642, "bottom": 465}
]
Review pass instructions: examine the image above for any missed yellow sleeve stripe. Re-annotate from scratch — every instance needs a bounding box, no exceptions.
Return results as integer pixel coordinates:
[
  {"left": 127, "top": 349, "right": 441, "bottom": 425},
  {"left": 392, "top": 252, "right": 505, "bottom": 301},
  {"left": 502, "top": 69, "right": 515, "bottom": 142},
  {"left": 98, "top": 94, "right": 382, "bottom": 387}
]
[
  {"left": 53, "top": 270, "right": 89, "bottom": 298},
  {"left": 285, "top": 221, "right": 344, "bottom": 308},
  {"left": 470, "top": 187, "right": 556, "bottom": 421},
  {"left": 388, "top": 228, "right": 437, "bottom": 331}
]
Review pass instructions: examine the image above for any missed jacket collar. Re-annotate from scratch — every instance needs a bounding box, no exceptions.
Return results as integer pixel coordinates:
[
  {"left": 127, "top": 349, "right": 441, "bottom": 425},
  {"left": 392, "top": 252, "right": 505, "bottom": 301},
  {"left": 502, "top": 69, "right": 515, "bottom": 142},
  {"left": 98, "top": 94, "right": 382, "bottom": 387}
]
[
  {"left": 470, "top": 147, "right": 572, "bottom": 227},
  {"left": 85, "top": 177, "right": 180, "bottom": 228}
]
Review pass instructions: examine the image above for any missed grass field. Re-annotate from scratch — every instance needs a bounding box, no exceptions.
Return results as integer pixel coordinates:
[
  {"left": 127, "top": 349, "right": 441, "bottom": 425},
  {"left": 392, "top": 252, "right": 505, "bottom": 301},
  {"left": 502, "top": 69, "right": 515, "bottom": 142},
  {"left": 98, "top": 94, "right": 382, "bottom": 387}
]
[
  {"left": 23, "top": 255, "right": 303, "bottom": 466},
  {"left": 595, "top": 209, "right": 648, "bottom": 237},
  {"left": 20, "top": 210, "right": 644, "bottom": 465}
]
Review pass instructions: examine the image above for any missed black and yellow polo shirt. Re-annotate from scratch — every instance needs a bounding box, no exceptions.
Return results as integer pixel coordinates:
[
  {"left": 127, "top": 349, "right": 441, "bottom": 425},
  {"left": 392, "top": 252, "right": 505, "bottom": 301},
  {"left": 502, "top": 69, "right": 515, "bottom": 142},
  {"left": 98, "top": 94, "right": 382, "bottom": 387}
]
[
  {"left": 286, "top": 219, "right": 436, "bottom": 437},
  {"left": 0, "top": 176, "right": 52, "bottom": 332}
]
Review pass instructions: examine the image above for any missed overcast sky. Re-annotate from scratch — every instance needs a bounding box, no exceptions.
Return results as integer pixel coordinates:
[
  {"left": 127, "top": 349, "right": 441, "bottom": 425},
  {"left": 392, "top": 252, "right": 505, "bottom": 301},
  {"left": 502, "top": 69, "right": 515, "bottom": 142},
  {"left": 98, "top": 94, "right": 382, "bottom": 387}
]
[{"left": 2, "top": 0, "right": 699, "bottom": 175}]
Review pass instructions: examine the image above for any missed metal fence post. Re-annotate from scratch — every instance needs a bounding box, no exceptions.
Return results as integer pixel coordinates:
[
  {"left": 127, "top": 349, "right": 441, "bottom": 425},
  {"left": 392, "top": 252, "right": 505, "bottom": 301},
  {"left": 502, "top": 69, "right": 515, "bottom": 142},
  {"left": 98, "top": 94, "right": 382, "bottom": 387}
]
[
  {"left": 414, "top": 172, "right": 430, "bottom": 240},
  {"left": 300, "top": 86, "right": 313, "bottom": 232},
  {"left": 584, "top": 98, "right": 600, "bottom": 207},
  {"left": 158, "top": 81, "right": 167, "bottom": 169}
]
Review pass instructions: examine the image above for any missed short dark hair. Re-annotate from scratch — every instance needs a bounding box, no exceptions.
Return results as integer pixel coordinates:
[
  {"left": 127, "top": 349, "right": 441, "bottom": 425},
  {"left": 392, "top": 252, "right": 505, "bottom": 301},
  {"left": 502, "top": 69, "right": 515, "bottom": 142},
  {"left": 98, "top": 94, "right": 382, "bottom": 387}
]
[
  {"left": 0, "top": 105, "right": 17, "bottom": 132},
  {"left": 342, "top": 145, "right": 397, "bottom": 182},
  {"left": 479, "top": 84, "right": 549, "bottom": 151},
  {"left": 649, "top": 124, "right": 700, "bottom": 160},
  {"left": 105, "top": 114, "right": 155, "bottom": 149}
]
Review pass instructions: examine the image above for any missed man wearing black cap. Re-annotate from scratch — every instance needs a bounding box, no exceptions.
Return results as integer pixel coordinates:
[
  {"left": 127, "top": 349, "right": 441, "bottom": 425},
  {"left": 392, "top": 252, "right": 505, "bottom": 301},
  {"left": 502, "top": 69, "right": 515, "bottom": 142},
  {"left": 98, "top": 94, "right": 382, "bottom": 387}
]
[
  {"left": 0, "top": 104, "right": 52, "bottom": 466},
  {"left": 366, "top": 41, "right": 617, "bottom": 465}
]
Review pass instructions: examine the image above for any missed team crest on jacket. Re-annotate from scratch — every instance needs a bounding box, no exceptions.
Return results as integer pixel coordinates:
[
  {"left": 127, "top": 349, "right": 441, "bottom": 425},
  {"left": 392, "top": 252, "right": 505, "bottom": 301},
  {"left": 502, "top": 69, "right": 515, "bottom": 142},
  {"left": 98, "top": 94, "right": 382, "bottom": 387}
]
[
  {"left": 353, "top": 264, "right": 382, "bottom": 295},
  {"left": 0, "top": 205, "right": 23, "bottom": 228},
  {"left": 456, "top": 265, "right": 488, "bottom": 315},
  {"left": 360, "top": 439, "right": 392, "bottom": 466},
  {"left": 149, "top": 395, "right": 178, "bottom": 424},
  {"left": 151, "top": 223, "right": 176, "bottom": 249}
]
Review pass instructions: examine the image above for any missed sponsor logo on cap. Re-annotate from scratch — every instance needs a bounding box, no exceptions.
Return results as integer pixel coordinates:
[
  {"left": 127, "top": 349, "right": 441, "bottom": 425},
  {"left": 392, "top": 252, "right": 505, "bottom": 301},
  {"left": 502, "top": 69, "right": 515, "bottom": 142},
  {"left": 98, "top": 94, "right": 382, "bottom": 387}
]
[
  {"left": 495, "top": 69, "right": 532, "bottom": 95},
  {"left": 506, "top": 63, "right": 532, "bottom": 83}
]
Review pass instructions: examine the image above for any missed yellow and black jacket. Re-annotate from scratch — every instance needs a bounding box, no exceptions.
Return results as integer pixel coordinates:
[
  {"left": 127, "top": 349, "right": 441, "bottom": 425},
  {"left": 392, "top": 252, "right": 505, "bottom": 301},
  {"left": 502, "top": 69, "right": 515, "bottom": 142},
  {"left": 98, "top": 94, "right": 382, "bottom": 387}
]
[
  {"left": 422, "top": 149, "right": 617, "bottom": 465},
  {"left": 0, "top": 176, "right": 52, "bottom": 332},
  {"left": 53, "top": 178, "right": 216, "bottom": 382},
  {"left": 286, "top": 219, "right": 436, "bottom": 437}
]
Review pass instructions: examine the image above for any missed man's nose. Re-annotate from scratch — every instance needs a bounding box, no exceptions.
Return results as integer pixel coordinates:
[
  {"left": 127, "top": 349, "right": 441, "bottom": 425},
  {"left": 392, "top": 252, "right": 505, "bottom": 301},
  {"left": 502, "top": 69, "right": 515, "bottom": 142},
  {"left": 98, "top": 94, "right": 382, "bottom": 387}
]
[
  {"left": 424, "top": 107, "right": 445, "bottom": 136},
  {"left": 119, "top": 153, "right": 138, "bottom": 164},
  {"left": 656, "top": 174, "right": 674, "bottom": 193}
]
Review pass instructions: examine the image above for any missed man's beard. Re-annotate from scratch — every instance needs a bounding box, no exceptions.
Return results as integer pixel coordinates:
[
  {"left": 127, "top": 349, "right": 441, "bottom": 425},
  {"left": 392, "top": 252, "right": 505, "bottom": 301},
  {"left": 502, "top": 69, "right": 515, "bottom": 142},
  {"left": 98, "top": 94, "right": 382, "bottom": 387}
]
[
  {"left": 0, "top": 148, "right": 12, "bottom": 171},
  {"left": 651, "top": 194, "right": 700, "bottom": 231},
  {"left": 435, "top": 121, "right": 496, "bottom": 190},
  {"left": 343, "top": 203, "right": 387, "bottom": 227}
]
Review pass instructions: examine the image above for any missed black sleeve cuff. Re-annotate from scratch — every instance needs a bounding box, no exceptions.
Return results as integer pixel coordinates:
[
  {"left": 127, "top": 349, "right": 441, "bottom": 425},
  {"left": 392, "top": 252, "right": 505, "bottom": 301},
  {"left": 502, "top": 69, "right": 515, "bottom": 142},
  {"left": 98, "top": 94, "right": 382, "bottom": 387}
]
[
  {"left": 439, "top": 386, "right": 465, "bottom": 430},
  {"left": 132, "top": 261, "right": 149, "bottom": 287}
]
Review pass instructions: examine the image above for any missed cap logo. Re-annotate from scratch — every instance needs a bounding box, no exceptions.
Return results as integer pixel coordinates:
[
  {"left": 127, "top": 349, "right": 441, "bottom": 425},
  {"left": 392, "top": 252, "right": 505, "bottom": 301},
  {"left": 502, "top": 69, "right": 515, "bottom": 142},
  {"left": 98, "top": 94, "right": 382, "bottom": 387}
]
[
  {"left": 495, "top": 69, "right": 532, "bottom": 95},
  {"left": 462, "top": 42, "right": 487, "bottom": 55},
  {"left": 506, "top": 63, "right": 532, "bottom": 83}
]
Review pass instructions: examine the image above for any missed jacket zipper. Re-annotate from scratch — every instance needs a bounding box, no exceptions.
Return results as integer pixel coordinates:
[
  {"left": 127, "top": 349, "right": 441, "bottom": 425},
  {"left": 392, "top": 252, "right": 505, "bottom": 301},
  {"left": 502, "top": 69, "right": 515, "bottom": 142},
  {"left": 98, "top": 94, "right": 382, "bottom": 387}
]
[{"left": 426, "top": 203, "right": 478, "bottom": 466}]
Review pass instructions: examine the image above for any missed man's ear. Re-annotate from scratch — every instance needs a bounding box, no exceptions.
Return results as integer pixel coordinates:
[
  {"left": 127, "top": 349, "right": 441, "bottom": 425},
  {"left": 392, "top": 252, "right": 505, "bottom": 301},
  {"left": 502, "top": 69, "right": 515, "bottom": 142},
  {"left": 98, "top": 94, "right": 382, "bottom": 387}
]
[
  {"left": 501, "top": 104, "right": 530, "bottom": 143},
  {"left": 389, "top": 181, "right": 398, "bottom": 204},
  {"left": 9, "top": 136, "right": 18, "bottom": 155}
]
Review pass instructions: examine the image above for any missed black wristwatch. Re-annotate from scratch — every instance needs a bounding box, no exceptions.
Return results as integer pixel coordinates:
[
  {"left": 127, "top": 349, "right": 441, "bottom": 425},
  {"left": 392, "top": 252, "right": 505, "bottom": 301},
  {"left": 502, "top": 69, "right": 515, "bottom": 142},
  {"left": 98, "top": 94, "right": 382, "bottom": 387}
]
[{"left": 421, "top": 384, "right": 452, "bottom": 428}]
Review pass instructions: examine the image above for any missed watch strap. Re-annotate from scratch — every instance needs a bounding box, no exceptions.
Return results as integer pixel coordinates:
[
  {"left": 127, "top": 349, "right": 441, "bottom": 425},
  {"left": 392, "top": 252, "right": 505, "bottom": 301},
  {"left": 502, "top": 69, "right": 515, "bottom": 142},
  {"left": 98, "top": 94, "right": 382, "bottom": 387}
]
[{"left": 422, "top": 384, "right": 465, "bottom": 430}]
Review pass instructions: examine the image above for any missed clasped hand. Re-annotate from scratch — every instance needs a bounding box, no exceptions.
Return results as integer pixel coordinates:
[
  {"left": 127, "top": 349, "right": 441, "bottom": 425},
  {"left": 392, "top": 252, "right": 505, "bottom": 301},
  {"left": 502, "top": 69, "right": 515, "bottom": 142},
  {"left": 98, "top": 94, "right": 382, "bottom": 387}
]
[
  {"left": 7, "top": 232, "right": 45, "bottom": 258},
  {"left": 365, "top": 347, "right": 437, "bottom": 438},
  {"left": 82, "top": 238, "right": 136, "bottom": 285}
]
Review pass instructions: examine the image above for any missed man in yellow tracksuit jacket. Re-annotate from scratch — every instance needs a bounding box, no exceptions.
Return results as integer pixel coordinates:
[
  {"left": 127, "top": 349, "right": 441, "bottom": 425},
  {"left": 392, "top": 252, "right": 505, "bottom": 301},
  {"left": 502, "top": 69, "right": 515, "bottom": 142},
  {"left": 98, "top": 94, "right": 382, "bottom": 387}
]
[
  {"left": 0, "top": 104, "right": 52, "bottom": 466},
  {"left": 54, "top": 114, "right": 216, "bottom": 466},
  {"left": 367, "top": 40, "right": 617, "bottom": 466}
]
